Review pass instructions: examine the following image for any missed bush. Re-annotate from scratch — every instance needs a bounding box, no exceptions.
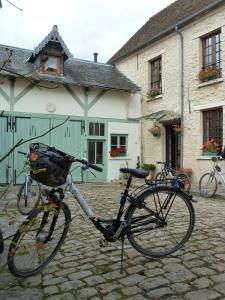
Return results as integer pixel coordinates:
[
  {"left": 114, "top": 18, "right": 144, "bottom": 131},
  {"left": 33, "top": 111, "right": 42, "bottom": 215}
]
[{"left": 142, "top": 163, "right": 156, "bottom": 172}]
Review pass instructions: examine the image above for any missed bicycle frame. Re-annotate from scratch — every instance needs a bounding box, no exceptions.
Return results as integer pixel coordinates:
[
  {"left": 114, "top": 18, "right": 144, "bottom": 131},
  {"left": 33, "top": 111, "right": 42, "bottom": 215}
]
[{"left": 211, "top": 157, "right": 225, "bottom": 185}]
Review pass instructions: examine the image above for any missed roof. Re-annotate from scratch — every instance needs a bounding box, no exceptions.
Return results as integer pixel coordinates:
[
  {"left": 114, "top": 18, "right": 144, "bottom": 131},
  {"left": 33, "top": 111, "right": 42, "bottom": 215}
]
[
  {"left": 0, "top": 44, "right": 139, "bottom": 93},
  {"left": 28, "top": 25, "right": 72, "bottom": 62},
  {"left": 145, "top": 110, "right": 180, "bottom": 124},
  {"left": 109, "top": 0, "right": 224, "bottom": 64}
]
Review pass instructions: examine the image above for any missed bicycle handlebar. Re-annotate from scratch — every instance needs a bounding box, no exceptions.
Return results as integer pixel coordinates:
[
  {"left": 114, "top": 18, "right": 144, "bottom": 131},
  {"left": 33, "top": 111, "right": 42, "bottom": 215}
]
[
  {"left": 18, "top": 151, "right": 27, "bottom": 156},
  {"left": 75, "top": 158, "right": 103, "bottom": 172}
]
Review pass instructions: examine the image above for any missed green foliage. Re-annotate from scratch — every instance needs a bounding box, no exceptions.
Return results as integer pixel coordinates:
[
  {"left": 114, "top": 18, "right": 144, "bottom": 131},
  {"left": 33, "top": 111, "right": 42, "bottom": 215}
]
[{"left": 142, "top": 163, "right": 156, "bottom": 171}]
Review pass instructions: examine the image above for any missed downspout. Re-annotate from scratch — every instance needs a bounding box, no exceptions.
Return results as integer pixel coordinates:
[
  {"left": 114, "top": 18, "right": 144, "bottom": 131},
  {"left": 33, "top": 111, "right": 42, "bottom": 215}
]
[{"left": 175, "top": 26, "right": 184, "bottom": 167}]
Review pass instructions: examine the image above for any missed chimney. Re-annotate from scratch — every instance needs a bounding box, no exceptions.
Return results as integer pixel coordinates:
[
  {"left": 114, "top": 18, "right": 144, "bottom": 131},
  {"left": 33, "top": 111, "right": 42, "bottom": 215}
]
[{"left": 93, "top": 52, "right": 98, "bottom": 63}]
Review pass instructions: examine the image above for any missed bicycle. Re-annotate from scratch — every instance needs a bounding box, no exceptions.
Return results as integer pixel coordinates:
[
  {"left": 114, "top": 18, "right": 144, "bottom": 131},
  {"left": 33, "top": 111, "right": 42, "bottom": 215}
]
[
  {"left": 0, "top": 229, "right": 4, "bottom": 254},
  {"left": 199, "top": 156, "right": 225, "bottom": 197},
  {"left": 7, "top": 143, "right": 195, "bottom": 277},
  {"left": 16, "top": 151, "right": 41, "bottom": 215},
  {"left": 155, "top": 161, "right": 191, "bottom": 194}
]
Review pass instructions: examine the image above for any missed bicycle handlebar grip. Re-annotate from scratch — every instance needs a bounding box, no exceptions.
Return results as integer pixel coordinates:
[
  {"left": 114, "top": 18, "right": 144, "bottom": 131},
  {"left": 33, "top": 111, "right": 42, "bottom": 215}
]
[
  {"left": 18, "top": 151, "right": 27, "bottom": 156},
  {"left": 88, "top": 163, "right": 103, "bottom": 172}
]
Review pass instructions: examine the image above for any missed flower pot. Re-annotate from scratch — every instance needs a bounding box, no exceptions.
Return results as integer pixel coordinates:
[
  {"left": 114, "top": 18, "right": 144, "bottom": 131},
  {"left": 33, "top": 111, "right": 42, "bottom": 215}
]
[{"left": 203, "top": 151, "right": 217, "bottom": 156}]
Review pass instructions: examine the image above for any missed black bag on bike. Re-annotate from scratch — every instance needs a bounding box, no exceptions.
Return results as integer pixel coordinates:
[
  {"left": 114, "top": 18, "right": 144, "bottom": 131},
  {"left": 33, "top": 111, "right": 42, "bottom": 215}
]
[
  {"left": 221, "top": 147, "right": 225, "bottom": 159},
  {"left": 29, "top": 143, "right": 73, "bottom": 187}
]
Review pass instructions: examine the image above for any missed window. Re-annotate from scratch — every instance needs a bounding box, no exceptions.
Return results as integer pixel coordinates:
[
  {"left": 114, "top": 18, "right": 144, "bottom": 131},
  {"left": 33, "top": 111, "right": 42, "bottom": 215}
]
[
  {"left": 110, "top": 134, "right": 127, "bottom": 157},
  {"left": 88, "top": 140, "right": 103, "bottom": 164},
  {"left": 150, "top": 57, "right": 162, "bottom": 92},
  {"left": 89, "top": 122, "right": 105, "bottom": 136},
  {"left": 41, "top": 55, "right": 61, "bottom": 75},
  {"left": 202, "top": 31, "right": 222, "bottom": 76},
  {"left": 203, "top": 108, "right": 223, "bottom": 149}
]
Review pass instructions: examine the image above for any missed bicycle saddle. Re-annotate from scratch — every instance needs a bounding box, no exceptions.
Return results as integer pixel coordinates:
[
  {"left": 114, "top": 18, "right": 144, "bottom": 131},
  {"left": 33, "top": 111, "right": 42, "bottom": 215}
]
[{"left": 120, "top": 168, "right": 149, "bottom": 178}]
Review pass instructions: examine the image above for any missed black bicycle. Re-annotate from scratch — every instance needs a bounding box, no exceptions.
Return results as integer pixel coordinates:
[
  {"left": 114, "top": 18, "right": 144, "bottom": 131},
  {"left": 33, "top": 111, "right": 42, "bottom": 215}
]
[
  {"left": 155, "top": 161, "right": 191, "bottom": 194},
  {"left": 8, "top": 143, "right": 195, "bottom": 277}
]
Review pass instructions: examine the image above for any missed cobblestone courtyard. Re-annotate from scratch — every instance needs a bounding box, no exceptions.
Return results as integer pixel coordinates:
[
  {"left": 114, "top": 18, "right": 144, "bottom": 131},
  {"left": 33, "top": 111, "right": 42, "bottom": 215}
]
[{"left": 1, "top": 182, "right": 225, "bottom": 300}]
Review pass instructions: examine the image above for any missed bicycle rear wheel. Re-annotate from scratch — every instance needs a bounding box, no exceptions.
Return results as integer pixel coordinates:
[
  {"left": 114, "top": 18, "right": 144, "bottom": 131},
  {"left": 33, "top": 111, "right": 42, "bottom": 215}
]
[
  {"left": 155, "top": 172, "right": 165, "bottom": 181},
  {"left": 0, "top": 228, "right": 4, "bottom": 254},
  {"left": 8, "top": 202, "right": 71, "bottom": 277},
  {"left": 126, "top": 186, "right": 195, "bottom": 257},
  {"left": 17, "top": 178, "right": 41, "bottom": 215},
  {"left": 199, "top": 172, "right": 217, "bottom": 198},
  {"left": 176, "top": 173, "right": 191, "bottom": 194}
]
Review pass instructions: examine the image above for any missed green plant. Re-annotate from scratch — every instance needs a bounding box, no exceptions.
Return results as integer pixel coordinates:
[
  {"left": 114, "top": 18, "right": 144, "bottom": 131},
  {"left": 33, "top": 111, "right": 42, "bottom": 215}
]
[
  {"left": 146, "top": 88, "right": 162, "bottom": 98},
  {"left": 142, "top": 163, "right": 156, "bottom": 172},
  {"left": 198, "top": 66, "right": 220, "bottom": 82},
  {"left": 149, "top": 126, "right": 161, "bottom": 137}
]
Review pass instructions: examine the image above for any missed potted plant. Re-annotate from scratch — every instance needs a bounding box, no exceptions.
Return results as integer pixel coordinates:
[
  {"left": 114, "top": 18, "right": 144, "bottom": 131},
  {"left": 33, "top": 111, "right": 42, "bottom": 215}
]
[
  {"left": 142, "top": 163, "right": 156, "bottom": 180},
  {"left": 146, "top": 88, "right": 162, "bottom": 98},
  {"left": 200, "top": 139, "right": 220, "bottom": 156},
  {"left": 198, "top": 66, "right": 220, "bottom": 82},
  {"left": 149, "top": 126, "right": 161, "bottom": 137},
  {"left": 173, "top": 125, "right": 182, "bottom": 135},
  {"left": 175, "top": 167, "right": 193, "bottom": 177},
  {"left": 110, "top": 147, "right": 127, "bottom": 157}
]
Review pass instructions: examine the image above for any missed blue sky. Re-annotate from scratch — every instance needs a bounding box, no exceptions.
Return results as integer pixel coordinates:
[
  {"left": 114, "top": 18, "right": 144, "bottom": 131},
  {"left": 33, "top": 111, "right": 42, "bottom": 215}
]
[{"left": 0, "top": 0, "right": 175, "bottom": 62}]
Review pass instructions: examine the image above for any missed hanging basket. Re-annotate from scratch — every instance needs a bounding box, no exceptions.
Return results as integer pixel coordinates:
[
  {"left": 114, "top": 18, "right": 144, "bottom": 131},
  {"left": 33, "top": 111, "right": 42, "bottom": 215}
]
[{"left": 149, "top": 126, "right": 161, "bottom": 137}]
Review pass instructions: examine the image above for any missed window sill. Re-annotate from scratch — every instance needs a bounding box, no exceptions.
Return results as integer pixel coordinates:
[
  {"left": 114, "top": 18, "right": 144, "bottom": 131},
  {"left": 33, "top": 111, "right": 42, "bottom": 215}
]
[
  {"left": 146, "top": 94, "right": 163, "bottom": 101},
  {"left": 197, "top": 78, "right": 224, "bottom": 88},
  {"left": 109, "top": 157, "right": 131, "bottom": 160},
  {"left": 196, "top": 156, "right": 218, "bottom": 160}
]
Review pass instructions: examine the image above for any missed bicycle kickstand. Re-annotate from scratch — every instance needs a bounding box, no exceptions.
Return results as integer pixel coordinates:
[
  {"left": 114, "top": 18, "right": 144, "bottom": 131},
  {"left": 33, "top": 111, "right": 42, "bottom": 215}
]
[{"left": 120, "top": 236, "right": 125, "bottom": 274}]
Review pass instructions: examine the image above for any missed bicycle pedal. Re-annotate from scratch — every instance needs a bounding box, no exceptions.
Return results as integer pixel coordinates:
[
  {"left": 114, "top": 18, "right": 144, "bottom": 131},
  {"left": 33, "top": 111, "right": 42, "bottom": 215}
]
[
  {"left": 99, "top": 239, "right": 108, "bottom": 248},
  {"left": 218, "top": 181, "right": 222, "bottom": 185}
]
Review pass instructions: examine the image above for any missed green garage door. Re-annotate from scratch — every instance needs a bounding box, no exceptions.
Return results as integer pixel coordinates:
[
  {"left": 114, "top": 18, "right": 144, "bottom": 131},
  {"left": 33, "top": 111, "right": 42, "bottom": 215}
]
[
  {"left": 0, "top": 116, "right": 12, "bottom": 184},
  {"left": 50, "top": 119, "right": 83, "bottom": 182}
]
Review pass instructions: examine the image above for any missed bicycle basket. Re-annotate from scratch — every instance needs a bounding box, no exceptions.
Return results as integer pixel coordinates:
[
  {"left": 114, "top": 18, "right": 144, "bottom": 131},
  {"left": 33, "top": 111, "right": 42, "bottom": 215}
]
[{"left": 29, "top": 143, "right": 73, "bottom": 187}]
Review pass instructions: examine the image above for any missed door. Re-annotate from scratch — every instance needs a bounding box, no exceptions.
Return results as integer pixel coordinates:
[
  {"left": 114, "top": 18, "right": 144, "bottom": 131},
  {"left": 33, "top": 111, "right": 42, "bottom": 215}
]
[
  {"left": 0, "top": 116, "right": 12, "bottom": 184},
  {"left": 50, "top": 119, "right": 83, "bottom": 182},
  {"left": 14, "top": 117, "right": 50, "bottom": 184},
  {"left": 87, "top": 139, "right": 106, "bottom": 182},
  {"left": 166, "top": 125, "right": 181, "bottom": 168}
]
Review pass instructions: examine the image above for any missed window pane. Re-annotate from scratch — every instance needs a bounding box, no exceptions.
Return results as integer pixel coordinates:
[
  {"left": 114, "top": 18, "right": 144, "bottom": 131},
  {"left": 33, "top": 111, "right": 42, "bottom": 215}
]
[
  {"left": 89, "top": 123, "right": 94, "bottom": 135},
  {"left": 203, "top": 109, "right": 223, "bottom": 148},
  {"left": 88, "top": 141, "right": 95, "bottom": 164},
  {"left": 94, "top": 123, "right": 99, "bottom": 136},
  {"left": 96, "top": 142, "right": 103, "bottom": 164},
  {"left": 100, "top": 123, "right": 105, "bottom": 136},
  {"left": 111, "top": 136, "right": 117, "bottom": 146},
  {"left": 120, "top": 136, "right": 126, "bottom": 146}
]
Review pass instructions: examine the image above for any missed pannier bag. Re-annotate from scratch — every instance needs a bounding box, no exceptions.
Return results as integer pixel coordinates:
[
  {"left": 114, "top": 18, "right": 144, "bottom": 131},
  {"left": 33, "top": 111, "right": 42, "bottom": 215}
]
[{"left": 29, "top": 143, "right": 73, "bottom": 187}]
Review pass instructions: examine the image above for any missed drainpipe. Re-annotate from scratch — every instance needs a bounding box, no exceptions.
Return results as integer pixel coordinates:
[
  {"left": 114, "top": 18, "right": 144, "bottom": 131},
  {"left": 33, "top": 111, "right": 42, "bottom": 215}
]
[{"left": 175, "top": 26, "right": 184, "bottom": 167}]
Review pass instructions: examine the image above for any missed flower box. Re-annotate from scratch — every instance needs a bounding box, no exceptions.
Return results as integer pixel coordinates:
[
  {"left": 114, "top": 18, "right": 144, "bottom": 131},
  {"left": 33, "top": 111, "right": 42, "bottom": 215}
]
[
  {"left": 203, "top": 151, "right": 217, "bottom": 157},
  {"left": 110, "top": 147, "right": 127, "bottom": 157},
  {"left": 146, "top": 88, "right": 162, "bottom": 98},
  {"left": 198, "top": 66, "right": 221, "bottom": 82},
  {"left": 200, "top": 139, "right": 221, "bottom": 156}
]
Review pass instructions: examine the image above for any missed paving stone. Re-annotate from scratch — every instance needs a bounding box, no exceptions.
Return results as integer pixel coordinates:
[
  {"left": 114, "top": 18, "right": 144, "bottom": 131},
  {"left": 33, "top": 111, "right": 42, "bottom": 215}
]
[
  {"left": 84, "top": 275, "right": 106, "bottom": 286},
  {"left": 191, "top": 267, "right": 216, "bottom": 276},
  {"left": 171, "top": 282, "right": 190, "bottom": 293},
  {"left": 119, "top": 274, "right": 145, "bottom": 286},
  {"left": 103, "top": 292, "right": 122, "bottom": 300},
  {"left": 184, "top": 289, "right": 220, "bottom": 300},
  {"left": 99, "top": 283, "right": 121, "bottom": 295},
  {"left": 147, "top": 287, "right": 174, "bottom": 299},
  {"left": 44, "top": 285, "right": 59, "bottom": 296},
  {"left": 46, "top": 292, "right": 75, "bottom": 300},
  {"left": 0, "top": 287, "right": 43, "bottom": 300},
  {"left": 121, "top": 286, "right": 143, "bottom": 296},
  {"left": 103, "top": 270, "right": 125, "bottom": 280},
  {"left": 192, "top": 277, "right": 213, "bottom": 289},
  {"left": 43, "top": 277, "right": 67, "bottom": 286},
  {"left": 210, "top": 272, "right": 225, "bottom": 283},
  {"left": 59, "top": 279, "right": 85, "bottom": 292},
  {"left": 214, "top": 283, "right": 225, "bottom": 295},
  {"left": 165, "top": 268, "right": 196, "bottom": 283},
  {"left": 77, "top": 287, "right": 98, "bottom": 298},
  {"left": 139, "top": 276, "right": 170, "bottom": 290},
  {"left": 68, "top": 270, "right": 92, "bottom": 280},
  {"left": 126, "top": 265, "right": 145, "bottom": 275}
]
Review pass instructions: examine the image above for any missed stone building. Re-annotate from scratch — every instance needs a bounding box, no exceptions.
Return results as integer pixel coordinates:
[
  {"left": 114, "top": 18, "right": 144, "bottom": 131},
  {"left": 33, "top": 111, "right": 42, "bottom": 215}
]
[
  {"left": 109, "top": 0, "right": 225, "bottom": 186},
  {"left": 0, "top": 25, "right": 141, "bottom": 183}
]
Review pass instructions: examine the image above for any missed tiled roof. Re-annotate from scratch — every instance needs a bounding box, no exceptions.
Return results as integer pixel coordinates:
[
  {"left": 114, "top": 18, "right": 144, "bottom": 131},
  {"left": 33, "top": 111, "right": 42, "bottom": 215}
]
[
  {"left": 109, "top": 0, "right": 224, "bottom": 63},
  {"left": 0, "top": 44, "right": 139, "bottom": 92}
]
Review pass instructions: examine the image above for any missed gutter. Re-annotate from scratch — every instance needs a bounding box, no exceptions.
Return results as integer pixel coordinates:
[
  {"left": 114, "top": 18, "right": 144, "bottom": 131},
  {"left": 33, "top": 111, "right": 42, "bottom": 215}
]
[
  {"left": 175, "top": 26, "right": 184, "bottom": 168},
  {"left": 110, "top": 0, "right": 224, "bottom": 64}
]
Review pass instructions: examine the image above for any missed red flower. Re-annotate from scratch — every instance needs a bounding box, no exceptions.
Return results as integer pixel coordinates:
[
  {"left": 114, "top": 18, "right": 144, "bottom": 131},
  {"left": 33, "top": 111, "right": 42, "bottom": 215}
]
[{"left": 200, "top": 139, "right": 220, "bottom": 152}]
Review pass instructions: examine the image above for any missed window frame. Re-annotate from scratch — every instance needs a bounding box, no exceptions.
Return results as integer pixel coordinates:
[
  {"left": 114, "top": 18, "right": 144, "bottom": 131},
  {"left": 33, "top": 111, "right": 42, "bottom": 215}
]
[
  {"left": 40, "top": 54, "right": 62, "bottom": 76},
  {"left": 89, "top": 122, "right": 105, "bottom": 137},
  {"left": 149, "top": 56, "right": 162, "bottom": 92},
  {"left": 202, "top": 108, "right": 223, "bottom": 150},
  {"left": 110, "top": 134, "right": 128, "bottom": 157},
  {"left": 202, "top": 30, "right": 222, "bottom": 73}
]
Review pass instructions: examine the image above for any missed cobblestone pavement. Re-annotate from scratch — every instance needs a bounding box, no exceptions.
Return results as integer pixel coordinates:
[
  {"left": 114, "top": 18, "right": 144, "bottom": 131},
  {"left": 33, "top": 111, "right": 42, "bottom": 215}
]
[{"left": 1, "top": 181, "right": 225, "bottom": 299}]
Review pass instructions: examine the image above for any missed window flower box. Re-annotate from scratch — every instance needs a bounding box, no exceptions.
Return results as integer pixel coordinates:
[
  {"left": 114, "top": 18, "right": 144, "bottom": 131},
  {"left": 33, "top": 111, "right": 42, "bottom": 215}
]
[
  {"left": 110, "top": 147, "right": 127, "bottom": 157},
  {"left": 198, "top": 66, "right": 221, "bottom": 82},
  {"left": 146, "top": 88, "right": 162, "bottom": 98},
  {"left": 203, "top": 151, "right": 217, "bottom": 157},
  {"left": 200, "top": 139, "right": 220, "bottom": 156}
]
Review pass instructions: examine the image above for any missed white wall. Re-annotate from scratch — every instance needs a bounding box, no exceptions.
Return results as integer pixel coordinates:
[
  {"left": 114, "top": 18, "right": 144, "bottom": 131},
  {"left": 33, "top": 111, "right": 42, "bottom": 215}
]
[{"left": 107, "top": 122, "right": 141, "bottom": 181}]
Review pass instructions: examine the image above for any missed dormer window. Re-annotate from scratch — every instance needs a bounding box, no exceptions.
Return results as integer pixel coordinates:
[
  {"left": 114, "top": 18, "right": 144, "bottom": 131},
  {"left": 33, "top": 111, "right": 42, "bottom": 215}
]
[{"left": 41, "top": 55, "right": 61, "bottom": 75}]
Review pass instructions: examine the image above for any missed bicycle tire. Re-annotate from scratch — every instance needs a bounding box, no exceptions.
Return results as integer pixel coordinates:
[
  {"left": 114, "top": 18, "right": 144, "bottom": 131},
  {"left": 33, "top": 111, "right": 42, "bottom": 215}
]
[
  {"left": 126, "top": 186, "right": 195, "bottom": 257},
  {"left": 176, "top": 173, "right": 191, "bottom": 194},
  {"left": 155, "top": 172, "right": 165, "bottom": 181},
  {"left": 199, "top": 172, "right": 217, "bottom": 198},
  {"left": 0, "top": 228, "right": 4, "bottom": 254},
  {"left": 17, "top": 179, "right": 41, "bottom": 215},
  {"left": 8, "top": 202, "right": 71, "bottom": 277}
]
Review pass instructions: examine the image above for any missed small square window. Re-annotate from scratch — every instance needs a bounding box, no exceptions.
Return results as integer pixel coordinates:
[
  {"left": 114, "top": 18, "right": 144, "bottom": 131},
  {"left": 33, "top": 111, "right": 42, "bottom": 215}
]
[
  {"left": 110, "top": 134, "right": 128, "bottom": 157},
  {"left": 89, "top": 122, "right": 105, "bottom": 136},
  {"left": 41, "top": 55, "right": 61, "bottom": 75}
]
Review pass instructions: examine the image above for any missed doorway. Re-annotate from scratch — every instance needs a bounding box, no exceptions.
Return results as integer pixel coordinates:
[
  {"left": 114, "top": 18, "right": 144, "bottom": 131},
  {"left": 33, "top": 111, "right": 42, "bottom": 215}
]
[{"left": 166, "top": 125, "right": 181, "bottom": 168}]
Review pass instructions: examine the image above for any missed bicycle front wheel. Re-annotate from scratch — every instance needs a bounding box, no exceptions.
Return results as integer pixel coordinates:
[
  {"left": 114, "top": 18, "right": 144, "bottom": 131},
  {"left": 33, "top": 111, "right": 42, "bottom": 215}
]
[
  {"left": 199, "top": 172, "right": 217, "bottom": 198},
  {"left": 8, "top": 202, "right": 71, "bottom": 277},
  {"left": 176, "top": 173, "right": 191, "bottom": 194},
  {"left": 17, "top": 179, "right": 41, "bottom": 215},
  {"left": 126, "top": 186, "right": 195, "bottom": 257}
]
